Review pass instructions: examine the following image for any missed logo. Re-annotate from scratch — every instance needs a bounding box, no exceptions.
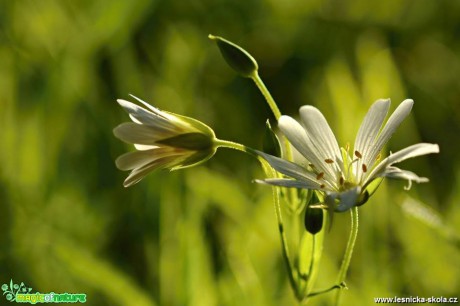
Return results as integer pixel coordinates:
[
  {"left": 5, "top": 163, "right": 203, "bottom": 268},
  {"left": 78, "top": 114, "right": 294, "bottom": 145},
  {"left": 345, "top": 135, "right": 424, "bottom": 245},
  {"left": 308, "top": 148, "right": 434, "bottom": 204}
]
[{"left": 2, "top": 280, "right": 86, "bottom": 304}]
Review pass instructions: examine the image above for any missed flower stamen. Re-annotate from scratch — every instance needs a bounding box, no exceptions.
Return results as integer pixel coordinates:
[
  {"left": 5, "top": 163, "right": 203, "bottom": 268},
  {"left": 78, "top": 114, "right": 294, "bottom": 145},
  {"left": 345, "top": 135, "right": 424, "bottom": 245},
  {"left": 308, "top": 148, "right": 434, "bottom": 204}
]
[{"left": 316, "top": 172, "right": 325, "bottom": 180}]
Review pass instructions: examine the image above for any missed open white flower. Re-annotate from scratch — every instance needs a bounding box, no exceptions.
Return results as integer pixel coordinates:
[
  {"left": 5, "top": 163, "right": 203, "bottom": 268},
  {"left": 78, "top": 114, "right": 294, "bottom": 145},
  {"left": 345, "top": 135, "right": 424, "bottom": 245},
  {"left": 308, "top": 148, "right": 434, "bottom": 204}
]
[
  {"left": 257, "top": 99, "right": 439, "bottom": 212},
  {"left": 114, "top": 95, "right": 217, "bottom": 187}
]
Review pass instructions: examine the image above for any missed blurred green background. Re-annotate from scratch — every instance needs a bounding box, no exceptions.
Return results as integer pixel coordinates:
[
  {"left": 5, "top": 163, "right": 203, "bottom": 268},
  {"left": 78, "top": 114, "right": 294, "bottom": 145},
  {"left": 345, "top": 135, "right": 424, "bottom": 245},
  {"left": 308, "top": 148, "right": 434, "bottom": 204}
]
[{"left": 1, "top": 1, "right": 459, "bottom": 305}]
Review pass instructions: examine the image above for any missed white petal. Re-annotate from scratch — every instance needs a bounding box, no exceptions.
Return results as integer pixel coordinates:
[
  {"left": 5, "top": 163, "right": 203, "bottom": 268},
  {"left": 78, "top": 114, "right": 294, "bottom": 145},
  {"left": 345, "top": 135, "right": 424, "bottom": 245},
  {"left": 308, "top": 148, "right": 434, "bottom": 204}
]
[
  {"left": 364, "top": 143, "right": 439, "bottom": 186},
  {"left": 366, "top": 99, "right": 414, "bottom": 167},
  {"left": 123, "top": 155, "right": 181, "bottom": 187},
  {"left": 134, "top": 144, "right": 158, "bottom": 150},
  {"left": 128, "top": 94, "right": 189, "bottom": 126},
  {"left": 278, "top": 116, "right": 337, "bottom": 185},
  {"left": 118, "top": 98, "right": 186, "bottom": 133},
  {"left": 117, "top": 99, "right": 167, "bottom": 125},
  {"left": 354, "top": 99, "right": 390, "bottom": 165},
  {"left": 386, "top": 143, "right": 439, "bottom": 165},
  {"left": 128, "top": 95, "right": 167, "bottom": 117},
  {"left": 113, "top": 122, "right": 176, "bottom": 144},
  {"left": 381, "top": 167, "right": 429, "bottom": 182},
  {"left": 115, "top": 147, "right": 183, "bottom": 171},
  {"left": 255, "top": 178, "right": 321, "bottom": 189},
  {"left": 300, "top": 105, "right": 343, "bottom": 170},
  {"left": 257, "top": 151, "right": 319, "bottom": 184}
]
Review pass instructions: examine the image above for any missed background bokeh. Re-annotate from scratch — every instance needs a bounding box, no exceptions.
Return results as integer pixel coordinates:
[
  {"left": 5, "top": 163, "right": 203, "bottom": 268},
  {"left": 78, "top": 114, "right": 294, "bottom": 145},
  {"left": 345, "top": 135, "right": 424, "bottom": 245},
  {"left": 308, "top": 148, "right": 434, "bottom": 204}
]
[{"left": 1, "top": 1, "right": 459, "bottom": 305}]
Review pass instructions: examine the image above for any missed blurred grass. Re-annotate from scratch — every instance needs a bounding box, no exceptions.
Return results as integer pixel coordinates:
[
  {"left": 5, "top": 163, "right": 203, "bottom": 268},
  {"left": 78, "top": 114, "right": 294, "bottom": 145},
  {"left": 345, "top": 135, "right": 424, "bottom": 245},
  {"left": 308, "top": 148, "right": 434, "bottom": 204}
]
[{"left": 1, "top": 0, "right": 459, "bottom": 305}]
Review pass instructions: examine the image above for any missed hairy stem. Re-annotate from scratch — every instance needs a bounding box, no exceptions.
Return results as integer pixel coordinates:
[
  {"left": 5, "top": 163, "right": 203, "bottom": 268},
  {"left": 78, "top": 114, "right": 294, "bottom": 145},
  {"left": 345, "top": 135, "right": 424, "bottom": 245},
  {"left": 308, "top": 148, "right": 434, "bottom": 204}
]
[{"left": 334, "top": 207, "right": 359, "bottom": 305}]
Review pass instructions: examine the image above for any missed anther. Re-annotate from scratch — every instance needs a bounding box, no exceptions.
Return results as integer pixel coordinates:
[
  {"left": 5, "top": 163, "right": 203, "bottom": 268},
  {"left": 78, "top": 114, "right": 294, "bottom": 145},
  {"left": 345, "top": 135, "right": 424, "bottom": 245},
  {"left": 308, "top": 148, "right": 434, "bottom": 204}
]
[
  {"left": 316, "top": 172, "right": 324, "bottom": 180},
  {"left": 354, "top": 150, "right": 362, "bottom": 159},
  {"left": 325, "top": 158, "right": 334, "bottom": 164},
  {"left": 339, "top": 176, "right": 344, "bottom": 185},
  {"left": 309, "top": 163, "right": 315, "bottom": 168},
  {"left": 320, "top": 184, "right": 325, "bottom": 189},
  {"left": 362, "top": 164, "right": 368, "bottom": 173}
]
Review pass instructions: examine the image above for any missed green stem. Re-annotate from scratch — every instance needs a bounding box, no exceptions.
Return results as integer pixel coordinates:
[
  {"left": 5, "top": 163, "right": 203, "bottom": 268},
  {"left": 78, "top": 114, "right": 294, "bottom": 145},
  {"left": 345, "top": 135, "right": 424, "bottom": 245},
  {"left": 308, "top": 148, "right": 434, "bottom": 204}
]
[
  {"left": 334, "top": 207, "right": 359, "bottom": 306},
  {"left": 251, "top": 73, "right": 282, "bottom": 120},
  {"left": 214, "top": 139, "right": 258, "bottom": 156},
  {"left": 251, "top": 73, "right": 293, "bottom": 161}
]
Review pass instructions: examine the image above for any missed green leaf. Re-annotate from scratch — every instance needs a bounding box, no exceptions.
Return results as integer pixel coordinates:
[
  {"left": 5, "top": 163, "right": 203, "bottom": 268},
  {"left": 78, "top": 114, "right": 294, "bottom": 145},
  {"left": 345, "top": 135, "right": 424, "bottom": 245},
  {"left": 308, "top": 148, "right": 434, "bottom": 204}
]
[{"left": 209, "top": 34, "right": 258, "bottom": 78}]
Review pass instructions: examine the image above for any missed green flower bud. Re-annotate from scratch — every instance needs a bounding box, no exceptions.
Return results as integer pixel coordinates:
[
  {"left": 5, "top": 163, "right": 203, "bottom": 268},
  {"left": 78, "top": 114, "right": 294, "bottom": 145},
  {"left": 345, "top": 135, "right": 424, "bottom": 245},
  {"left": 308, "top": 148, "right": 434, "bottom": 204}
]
[
  {"left": 304, "top": 206, "right": 324, "bottom": 235},
  {"left": 263, "top": 120, "right": 282, "bottom": 157},
  {"left": 209, "top": 34, "right": 258, "bottom": 78}
]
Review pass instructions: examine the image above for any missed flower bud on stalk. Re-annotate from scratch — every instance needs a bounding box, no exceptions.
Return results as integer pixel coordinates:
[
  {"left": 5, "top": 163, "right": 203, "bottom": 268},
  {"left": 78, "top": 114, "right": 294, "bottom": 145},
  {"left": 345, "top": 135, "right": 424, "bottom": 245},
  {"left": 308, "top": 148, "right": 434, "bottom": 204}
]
[{"left": 208, "top": 34, "right": 258, "bottom": 78}]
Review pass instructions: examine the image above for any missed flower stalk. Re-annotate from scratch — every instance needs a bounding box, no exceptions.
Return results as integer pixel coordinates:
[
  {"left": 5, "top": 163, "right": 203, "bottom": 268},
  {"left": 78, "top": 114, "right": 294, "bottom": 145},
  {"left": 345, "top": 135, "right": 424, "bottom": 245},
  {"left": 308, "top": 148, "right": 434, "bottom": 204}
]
[{"left": 334, "top": 207, "right": 359, "bottom": 305}]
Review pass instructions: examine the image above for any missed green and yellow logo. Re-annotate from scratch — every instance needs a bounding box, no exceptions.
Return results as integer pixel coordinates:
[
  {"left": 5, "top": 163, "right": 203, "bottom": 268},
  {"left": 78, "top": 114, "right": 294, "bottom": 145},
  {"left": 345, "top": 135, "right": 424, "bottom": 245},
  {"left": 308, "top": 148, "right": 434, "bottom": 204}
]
[{"left": 2, "top": 280, "right": 86, "bottom": 304}]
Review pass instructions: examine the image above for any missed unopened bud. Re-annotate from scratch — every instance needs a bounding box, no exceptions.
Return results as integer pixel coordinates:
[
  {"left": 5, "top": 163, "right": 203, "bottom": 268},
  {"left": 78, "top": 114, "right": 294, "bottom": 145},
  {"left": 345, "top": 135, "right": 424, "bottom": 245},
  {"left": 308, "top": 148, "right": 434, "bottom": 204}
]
[
  {"left": 304, "top": 206, "right": 324, "bottom": 235},
  {"left": 209, "top": 34, "right": 258, "bottom": 78}
]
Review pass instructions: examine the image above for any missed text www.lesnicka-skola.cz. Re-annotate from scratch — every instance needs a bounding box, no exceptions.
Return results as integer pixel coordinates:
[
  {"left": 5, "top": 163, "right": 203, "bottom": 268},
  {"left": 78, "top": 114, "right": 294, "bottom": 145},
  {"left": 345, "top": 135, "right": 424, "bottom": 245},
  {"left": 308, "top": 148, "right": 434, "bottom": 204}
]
[{"left": 374, "top": 296, "right": 459, "bottom": 304}]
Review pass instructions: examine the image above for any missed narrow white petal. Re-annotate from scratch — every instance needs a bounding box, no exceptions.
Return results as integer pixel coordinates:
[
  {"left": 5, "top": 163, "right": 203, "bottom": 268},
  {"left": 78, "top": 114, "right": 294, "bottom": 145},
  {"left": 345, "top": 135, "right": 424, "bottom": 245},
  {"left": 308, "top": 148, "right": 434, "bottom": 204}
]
[
  {"left": 381, "top": 167, "right": 429, "bottom": 183},
  {"left": 123, "top": 155, "right": 181, "bottom": 187},
  {"left": 128, "top": 95, "right": 166, "bottom": 117},
  {"left": 134, "top": 144, "right": 158, "bottom": 151},
  {"left": 113, "top": 122, "right": 176, "bottom": 144},
  {"left": 117, "top": 99, "right": 166, "bottom": 125},
  {"left": 128, "top": 94, "right": 190, "bottom": 127},
  {"left": 366, "top": 99, "right": 414, "bottom": 167},
  {"left": 300, "top": 105, "right": 343, "bottom": 170},
  {"left": 255, "top": 178, "right": 321, "bottom": 189},
  {"left": 278, "top": 116, "right": 337, "bottom": 185},
  {"left": 115, "top": 147, "right": 183, "bottom": 171},
  {"left": 257, "top": 151, "right": 319, "bottom": 184},
  {"left": 354, "top": 99, "right": 390, "bottom": 165},
  {"left": 386, "top": 143, "right": 439, "bottom": 165},
  {"left": 364, "top": 143, "right": 439, "bottom": 186}
]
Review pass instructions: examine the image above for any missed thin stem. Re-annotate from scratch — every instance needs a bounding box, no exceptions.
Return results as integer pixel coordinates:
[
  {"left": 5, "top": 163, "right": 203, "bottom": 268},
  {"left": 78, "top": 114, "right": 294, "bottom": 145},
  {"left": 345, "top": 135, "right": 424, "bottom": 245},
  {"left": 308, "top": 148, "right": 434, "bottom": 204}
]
[
  {"left": 251, "top": 73, "right": 282, "bottom": 120},
  {"left": 214, "top": 139, "right": 258, "bottom": 157},
  {"left": 334, "top": 207, "right": 359, "bottom": 306},
  {"left": 251, "top": 73, "right": 293, "bottom": 161}
]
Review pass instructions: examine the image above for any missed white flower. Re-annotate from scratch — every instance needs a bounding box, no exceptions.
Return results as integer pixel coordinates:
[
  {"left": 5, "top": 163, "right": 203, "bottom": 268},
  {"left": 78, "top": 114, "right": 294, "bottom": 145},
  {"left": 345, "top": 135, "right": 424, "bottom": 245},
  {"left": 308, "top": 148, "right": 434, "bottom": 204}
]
[
  {"left": 257, "top": 99, "right": 439, "bottom": 212},
  {"left": 114, "top": 95, "right": 217, "bottom": 187}
]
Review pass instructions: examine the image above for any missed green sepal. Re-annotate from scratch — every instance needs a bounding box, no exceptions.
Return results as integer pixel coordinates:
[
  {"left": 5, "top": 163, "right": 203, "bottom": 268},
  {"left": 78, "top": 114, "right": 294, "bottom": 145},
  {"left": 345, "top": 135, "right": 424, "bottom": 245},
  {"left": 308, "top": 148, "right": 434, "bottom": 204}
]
[
  {"left": 171, "top": 148, "right": 217, "bottom": 171},
  {"left": 209, "top": 34, "right": 258, "bottom": 78},
  {"left": 157, "top": 133, "right": 214, "bottom": 150},
  {"left": 262, "top": 119, "right": 282, "bottom": 157},
  {"left": 168, "top": 111, "right": 216, "bottom": 138}
]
